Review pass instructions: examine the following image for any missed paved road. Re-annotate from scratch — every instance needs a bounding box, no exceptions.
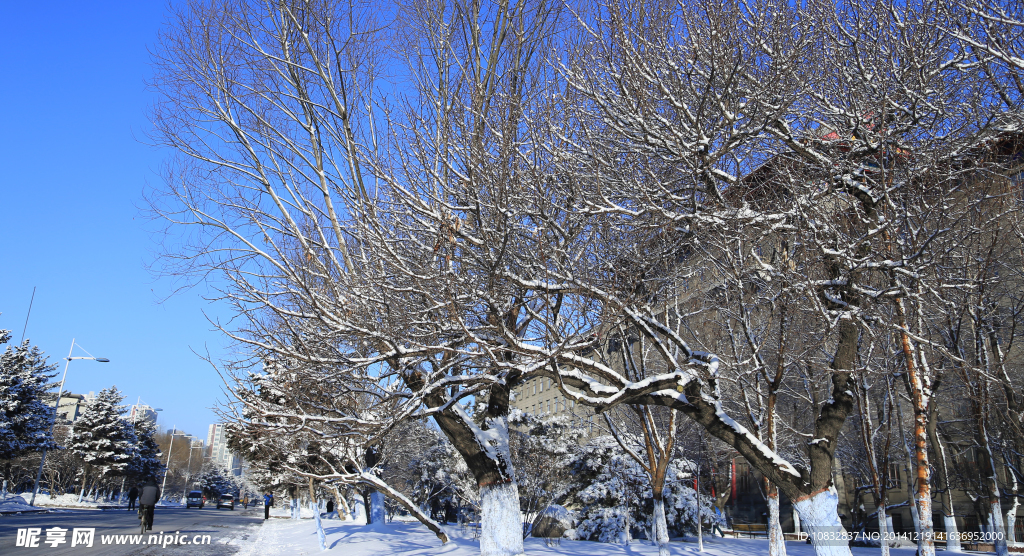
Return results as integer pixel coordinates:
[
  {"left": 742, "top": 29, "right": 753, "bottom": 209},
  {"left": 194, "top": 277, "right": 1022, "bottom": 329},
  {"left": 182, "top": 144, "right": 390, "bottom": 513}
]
[{"left": 0, "top": 505, "right": 264, "bottom": 555}]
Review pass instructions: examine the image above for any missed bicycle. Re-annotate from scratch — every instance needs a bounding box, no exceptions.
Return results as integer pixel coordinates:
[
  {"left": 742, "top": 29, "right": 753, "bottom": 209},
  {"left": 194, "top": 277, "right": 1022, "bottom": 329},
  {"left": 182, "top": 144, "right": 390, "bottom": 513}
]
[{"left": 138, "top": 505, "right": 154, "bottom": 534}]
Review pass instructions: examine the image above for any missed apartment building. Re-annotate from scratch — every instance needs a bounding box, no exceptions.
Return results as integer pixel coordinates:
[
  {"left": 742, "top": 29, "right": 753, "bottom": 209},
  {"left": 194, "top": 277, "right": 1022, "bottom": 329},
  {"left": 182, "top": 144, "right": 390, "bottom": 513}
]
[{"left": 510, "top": 376, "right": 601, "bottom": 435}]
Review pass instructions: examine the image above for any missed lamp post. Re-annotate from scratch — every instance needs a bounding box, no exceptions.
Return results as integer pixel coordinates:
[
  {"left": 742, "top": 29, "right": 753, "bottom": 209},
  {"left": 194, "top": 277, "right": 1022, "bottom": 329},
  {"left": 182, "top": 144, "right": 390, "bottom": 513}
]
[
  {"left": 161, "top": 427, "right": 179, "bottom": 500},
  {"left": 30, "top": 339, "right": 109, "bottom": 506},
  {"left": 182, "top": 443, "right": 199, "bottom": 499}
]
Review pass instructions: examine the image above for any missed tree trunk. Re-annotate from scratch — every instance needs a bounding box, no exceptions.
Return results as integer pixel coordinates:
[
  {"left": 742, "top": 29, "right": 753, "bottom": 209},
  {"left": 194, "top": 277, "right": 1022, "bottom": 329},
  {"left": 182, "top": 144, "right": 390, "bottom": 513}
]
[
  {"left": 927, "top": 405, "right": 961, "bottom": 552},
  {"left": 652, "top": 492, "right": 670, "bottom": 556},
  {"left": 894, "top": 299, "right": 935, "bottom": 556},
  {"left": 480, "top": 481, "right": 524, "bottom": 556},
  {"left": 370, "top": 491, "right": 386, "bottom": 524},
  {"left": 331, "top": 485, "right": 348, "bottom": 521},
  {"left": 767, "top": 486, "right": 788, "bottom": 556},
  {"left": 878, "top": 503, "right": 890, "bottom": 556},
  {"left": 427, "top": 380, "right": 523, "bottom": 556},
  {"left": 988, "top": 501, "right": 1009, "bottom": 556},
  {"left": 1005, "top": 498, "right": 1018, "bottom": 548},
  {"left": 361, "top": 489, "right": 372, "bottom": 523},
  {"left": 793, "top": 488, "right": 853, "bottom": 556}
]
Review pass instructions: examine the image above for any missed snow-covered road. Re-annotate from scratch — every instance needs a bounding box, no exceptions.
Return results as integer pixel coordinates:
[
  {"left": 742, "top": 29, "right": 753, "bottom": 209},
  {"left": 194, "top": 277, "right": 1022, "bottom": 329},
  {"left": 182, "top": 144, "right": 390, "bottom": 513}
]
[{"left": 0, "top": 504, "right": 263, "bottom": 555}]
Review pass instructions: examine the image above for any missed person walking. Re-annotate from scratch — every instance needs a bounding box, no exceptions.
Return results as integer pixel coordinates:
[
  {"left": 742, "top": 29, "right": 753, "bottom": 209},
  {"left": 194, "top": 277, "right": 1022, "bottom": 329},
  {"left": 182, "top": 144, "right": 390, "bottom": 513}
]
[
  {"left": 127, "top": 486, "right": 139, "bottom": 511},
  {"left": 264, "top": 492, "right": 273, "bottom": 520},
  {"left": 138, "top": 480, "right": 160, "bottom": 532},
  {"left": 242, "top": 495, "right": 249, "bottom": 509}
]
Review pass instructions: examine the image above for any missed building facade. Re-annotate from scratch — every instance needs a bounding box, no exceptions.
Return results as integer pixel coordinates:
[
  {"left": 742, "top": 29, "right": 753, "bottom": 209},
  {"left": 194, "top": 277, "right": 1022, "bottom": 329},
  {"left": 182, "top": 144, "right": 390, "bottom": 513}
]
[
  {"left": 129, "top": 404, "right": 159, "bottom": 425},
  {"left": 207, "top": 423, "right": 243, "bottom": 476},
  {"left": 45, "top": 393, "right": 87, "bottom": 424}
]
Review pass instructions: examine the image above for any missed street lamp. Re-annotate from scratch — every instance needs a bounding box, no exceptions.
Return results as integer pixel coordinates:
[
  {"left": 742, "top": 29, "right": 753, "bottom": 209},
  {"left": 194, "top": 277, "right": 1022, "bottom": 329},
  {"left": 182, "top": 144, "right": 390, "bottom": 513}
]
[
  {"left": 182, "top": 442, "right": 201, "bottom": 499},
  {"left": 30, "top": 339, "right": 109, "bottom": 506},
  {"left": 161, "top": 426, "right": 180, "bottom": 500}
]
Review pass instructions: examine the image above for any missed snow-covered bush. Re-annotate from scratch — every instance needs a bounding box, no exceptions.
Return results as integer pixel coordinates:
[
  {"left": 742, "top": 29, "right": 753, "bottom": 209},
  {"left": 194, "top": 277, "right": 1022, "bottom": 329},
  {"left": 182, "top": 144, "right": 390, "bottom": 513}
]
[
  {"left": 651, "top": 461, "right": 723, "bottom": 538},
  {"left": 509, "top": 410, "right": 586, "bottom": 530},
  {"left": 565, "top": 436, "right": 718, "bottom": 543},
  {"left": 408, "top": 433, "right": 476, "bottom": 511}
]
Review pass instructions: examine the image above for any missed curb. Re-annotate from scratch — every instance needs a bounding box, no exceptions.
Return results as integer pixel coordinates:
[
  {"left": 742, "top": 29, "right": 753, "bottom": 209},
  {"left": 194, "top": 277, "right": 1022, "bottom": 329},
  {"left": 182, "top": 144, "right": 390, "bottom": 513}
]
[{"left": 0, "top": 509, "right": 50, "bottom": 515}]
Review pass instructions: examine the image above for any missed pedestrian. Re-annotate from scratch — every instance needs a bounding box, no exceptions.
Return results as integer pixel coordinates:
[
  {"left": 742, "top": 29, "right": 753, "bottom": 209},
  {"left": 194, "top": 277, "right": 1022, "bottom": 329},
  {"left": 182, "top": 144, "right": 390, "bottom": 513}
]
[
  {"left": 127, "top": 486, "right": 139, "bottom": 511},
  {"left": 243, "top": 495, "right": 248, "bottom": 509},
  {"left": 138, "top": 480, "right": 160, "bottom": 532},
  {"left": 431, "top": 498, "right": 441, "bottom": 522},
  {"left": 264, "top": 492, "right": 273, "bottom": 520},
  {"left": 326, "top": 498, "right": 334, "bottom": 517},
  {"left": 444, "top": 500, "right": 454, "bottom": 524}
]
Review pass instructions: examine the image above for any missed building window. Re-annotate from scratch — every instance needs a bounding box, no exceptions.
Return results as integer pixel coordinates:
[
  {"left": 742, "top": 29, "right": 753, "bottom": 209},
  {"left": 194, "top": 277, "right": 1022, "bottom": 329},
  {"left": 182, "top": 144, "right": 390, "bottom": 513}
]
[{"left": 886, "top": 463, "right": 902, "bottom": 490}]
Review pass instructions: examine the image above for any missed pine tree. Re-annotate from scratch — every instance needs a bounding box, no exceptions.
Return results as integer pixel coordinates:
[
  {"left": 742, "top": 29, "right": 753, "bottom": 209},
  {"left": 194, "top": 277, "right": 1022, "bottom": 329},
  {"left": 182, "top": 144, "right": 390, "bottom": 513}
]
[
  {"left": 125, "top": 418, "right": 164, "bottom": 483},
  {"left": 196, "top": 462, "right": 237, "bottom": 497},
  {"left": 69, "top": 386, "right": 134, "bottom": 486},
  {"left": 0, "top": 330, "right": 58, "bottom": 482}
]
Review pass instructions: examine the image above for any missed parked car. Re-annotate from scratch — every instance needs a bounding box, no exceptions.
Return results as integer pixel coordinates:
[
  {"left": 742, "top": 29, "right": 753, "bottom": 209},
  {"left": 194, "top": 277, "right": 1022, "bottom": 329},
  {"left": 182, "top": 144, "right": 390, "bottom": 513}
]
[
  {"left": 186, "top": 491, "right": 204, "bottom": 509},
  {"left": 216, "top": 494, "right": 235, "bottom": 510}
]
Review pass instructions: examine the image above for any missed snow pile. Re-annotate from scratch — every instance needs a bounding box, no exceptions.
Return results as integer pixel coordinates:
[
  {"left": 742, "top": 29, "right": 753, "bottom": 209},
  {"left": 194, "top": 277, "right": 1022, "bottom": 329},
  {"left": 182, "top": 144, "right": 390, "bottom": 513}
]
[
  {"left": 269, "top": 502, "right": 317, "bottom": 519},
  {"left": 0, "top": 495, "right": 42, "bottom": 513},
  {"left": 32, "top": 493, "right": 106, "bottom": 508}
]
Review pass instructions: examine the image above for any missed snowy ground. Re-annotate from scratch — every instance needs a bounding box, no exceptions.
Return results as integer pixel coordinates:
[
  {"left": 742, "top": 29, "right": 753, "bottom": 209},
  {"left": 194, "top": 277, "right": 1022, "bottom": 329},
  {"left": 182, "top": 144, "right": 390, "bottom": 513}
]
[{"left": 241, "top": 516, "right": 931, "bottom": 556}]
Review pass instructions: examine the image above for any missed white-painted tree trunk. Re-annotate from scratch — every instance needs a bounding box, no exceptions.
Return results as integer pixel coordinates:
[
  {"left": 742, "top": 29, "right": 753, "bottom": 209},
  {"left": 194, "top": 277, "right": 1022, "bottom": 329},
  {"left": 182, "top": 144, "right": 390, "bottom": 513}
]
[
  {"left": 768, "top": 494, "right": 788, "bottom": 556},
  {"left": 989, "top": 501, "right": 1009, "bottom": 556},
  {"left": 479, "top": 481, "right": 524, "bottom": 556},
  {"left": 1004, "top": 505, "right": 1017, "bottom": 548},
  {"left": 944, "top": 515, "right": 962, "bottom": 552},
  {"left": 652, "top": 497, "right": 670, "bottom": 556},
  {"left": 793, "top": 507, "right": 801, "bottom": 535},
  {"left": 793, "top": 489, "right": 853, "bottom": 556},
  {"left": 312, "top": 501, "right": 327, "bottom": 551},
  {"left": 914, "top": 492, "right": 936, "bottom": 556},
  {"left": 370, "top": 491, "right": 386, "bottom": 524},
  {"left": 878, "top": 508, "right": 890, "bottom": 556}
]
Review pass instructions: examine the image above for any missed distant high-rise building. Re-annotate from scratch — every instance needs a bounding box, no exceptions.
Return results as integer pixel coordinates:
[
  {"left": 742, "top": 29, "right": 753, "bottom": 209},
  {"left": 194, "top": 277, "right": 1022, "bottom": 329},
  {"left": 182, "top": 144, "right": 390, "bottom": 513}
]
[
  {"left": 129, "top": 404, "right": 158, "bottom": 425},
  {"left": 207, "top": 423, "right": 243, "bottom": 476},
  {"left": 206, "top": 424, "right": 216, "bottom": 458}
]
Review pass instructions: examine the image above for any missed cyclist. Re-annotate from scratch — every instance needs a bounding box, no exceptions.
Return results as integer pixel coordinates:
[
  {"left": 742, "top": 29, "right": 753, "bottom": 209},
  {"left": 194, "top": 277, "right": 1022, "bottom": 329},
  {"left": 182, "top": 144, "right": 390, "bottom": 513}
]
[{"left": 138, "top": 479, "right": 161, "bottom": 531}]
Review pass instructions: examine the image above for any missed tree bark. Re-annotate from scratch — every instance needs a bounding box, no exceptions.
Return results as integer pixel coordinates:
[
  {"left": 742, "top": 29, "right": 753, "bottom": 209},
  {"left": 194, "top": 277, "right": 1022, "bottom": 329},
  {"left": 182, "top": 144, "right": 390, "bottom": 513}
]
[
  {"left": 426, "top": 380, "right": 523, "bottom": 556},
  {"left": 926, "top": 404, "right": 961, "bottom": 551},
  {"left": 895, "top": 298, "right": 935, "bottom": 556}
]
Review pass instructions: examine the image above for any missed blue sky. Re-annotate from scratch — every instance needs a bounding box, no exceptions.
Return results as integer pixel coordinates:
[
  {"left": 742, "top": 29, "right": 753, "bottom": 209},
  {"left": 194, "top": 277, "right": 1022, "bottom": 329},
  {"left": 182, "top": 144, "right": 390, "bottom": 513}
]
[{"left": 0, "top": 0, "right": 229, "bottom": 442}]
